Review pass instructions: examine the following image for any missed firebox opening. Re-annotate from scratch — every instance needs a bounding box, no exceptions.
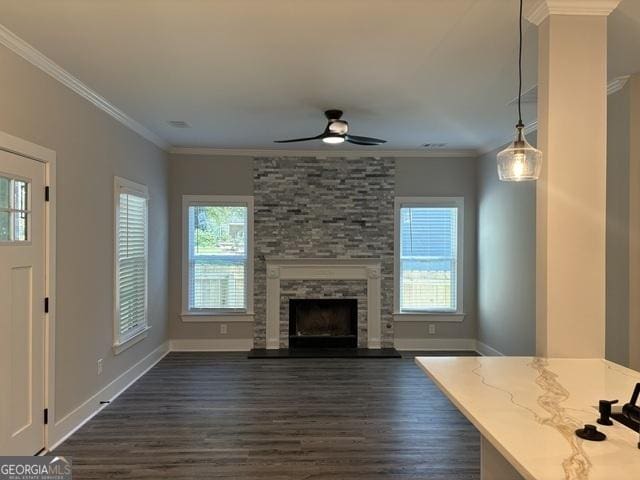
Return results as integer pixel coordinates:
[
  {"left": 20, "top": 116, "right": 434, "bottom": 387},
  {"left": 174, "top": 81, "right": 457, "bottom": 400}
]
[{"left": 289, "top": 298, "right": 357, "bottom": 348}]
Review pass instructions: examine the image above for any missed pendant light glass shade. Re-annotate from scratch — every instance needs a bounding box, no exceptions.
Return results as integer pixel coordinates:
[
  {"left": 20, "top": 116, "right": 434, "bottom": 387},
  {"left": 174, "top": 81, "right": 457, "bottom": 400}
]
[
  {"left": 497, "top": 125, "right": 542, "bottom": 181},
  {"left": 497, "top": 0, "right": 542, "bottom": 182}
]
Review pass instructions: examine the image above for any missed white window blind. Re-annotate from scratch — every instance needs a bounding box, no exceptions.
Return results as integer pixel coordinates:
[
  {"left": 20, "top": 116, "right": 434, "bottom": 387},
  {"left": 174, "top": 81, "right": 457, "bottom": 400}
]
[
  {"left": 187, "top": 203, "right": 248, "bottom": 311},
  {"left": 399, "top": 203, "right": 461, "bottom": 312},
  {"left": 115, "top": 181, "right": 148, "bottom": 344}
]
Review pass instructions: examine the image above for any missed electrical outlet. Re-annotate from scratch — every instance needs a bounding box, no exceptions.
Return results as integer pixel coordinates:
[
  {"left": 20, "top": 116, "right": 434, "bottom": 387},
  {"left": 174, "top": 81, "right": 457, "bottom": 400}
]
[
  {"left": 97, "top": 358, "right": 103, "bottom": 375},
  {"left": 220, "top": 324, "right": 228, "bottom": 335},
  {"left": 428, "top": 324, "right": 436, "bottom": 335}
]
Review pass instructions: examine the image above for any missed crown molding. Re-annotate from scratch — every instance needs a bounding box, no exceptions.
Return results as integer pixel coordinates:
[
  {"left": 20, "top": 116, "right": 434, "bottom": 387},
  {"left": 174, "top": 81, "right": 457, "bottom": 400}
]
[
  {"left": 478, "top": 121, "right": 539, "bottom": 156},
  {"left": 525, "top": 0, "right": 622, "bottom": 26},
  {"left": 0, "top": 24, "right": 476, "bottom": 158},
  {"left": 481, "top": 75, "right": 630, "bottom": 155},
  {"left": 607, "top": 75, "right": 630, "bottom": 95},
  {"left": 524, "top": 121, "right": 538, "bottom": 136},
  {"left": 169, "top": 147, "right": 479, "bottom": 159},
  {"left": 0, "top": 24, "right": 169, "bottom": 151},
  {"left": 1, "top": 21, "right": 629, "bottom": 160}
]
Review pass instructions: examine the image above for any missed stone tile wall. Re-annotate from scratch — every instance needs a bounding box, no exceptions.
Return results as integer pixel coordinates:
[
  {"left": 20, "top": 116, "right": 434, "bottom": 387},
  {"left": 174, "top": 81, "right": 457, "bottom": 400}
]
[{"left": 253, "top": 157, "right": 395, "bottom": 348}]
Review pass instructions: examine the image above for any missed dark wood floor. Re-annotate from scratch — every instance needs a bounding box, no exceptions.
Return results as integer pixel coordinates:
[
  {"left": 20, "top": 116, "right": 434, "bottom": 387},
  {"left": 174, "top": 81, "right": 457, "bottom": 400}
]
[{"left": 53, "top": 352, "right": 480, "bottom": 479}]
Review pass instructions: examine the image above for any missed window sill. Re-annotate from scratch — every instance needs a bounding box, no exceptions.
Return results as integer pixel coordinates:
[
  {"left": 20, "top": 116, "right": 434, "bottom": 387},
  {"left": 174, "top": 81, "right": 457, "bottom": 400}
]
[
  {"left": 180, "top": 312, "right": 255, "bottom": 323},
  {"left": 393, "top": 312, "right": 466, "bottom": 322},
  {"left": 113, "top": 326, "right": 150, "bottom": 355}
]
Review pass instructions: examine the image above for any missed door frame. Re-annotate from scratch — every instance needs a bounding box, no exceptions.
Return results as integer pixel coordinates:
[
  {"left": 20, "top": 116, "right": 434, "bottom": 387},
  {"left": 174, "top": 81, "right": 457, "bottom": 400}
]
[{"left": 0, "top": 130, "right": 56, "bottom": 452}]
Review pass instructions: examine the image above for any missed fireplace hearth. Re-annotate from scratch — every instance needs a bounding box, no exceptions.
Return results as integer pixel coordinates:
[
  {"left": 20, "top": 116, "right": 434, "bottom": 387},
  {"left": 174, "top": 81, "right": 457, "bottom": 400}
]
[{"left": 289, "top": 298, "right": 357, "bottom": 348}]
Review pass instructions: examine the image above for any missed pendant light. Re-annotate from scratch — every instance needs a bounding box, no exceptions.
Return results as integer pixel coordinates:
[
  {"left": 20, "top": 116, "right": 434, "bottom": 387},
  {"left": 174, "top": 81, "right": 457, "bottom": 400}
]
[{"left": 497, "top": 0, "right": 542, "bottom": 182}]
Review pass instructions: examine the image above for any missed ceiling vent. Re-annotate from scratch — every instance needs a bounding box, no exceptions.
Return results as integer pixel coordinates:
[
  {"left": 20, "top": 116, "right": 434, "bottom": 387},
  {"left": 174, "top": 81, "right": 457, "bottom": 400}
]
[
  {"left": 423, "top": 143, "right": 447, "bottom": 149},
  {"left": 168, "top": 120, "right": 191, "bottom": 128}
]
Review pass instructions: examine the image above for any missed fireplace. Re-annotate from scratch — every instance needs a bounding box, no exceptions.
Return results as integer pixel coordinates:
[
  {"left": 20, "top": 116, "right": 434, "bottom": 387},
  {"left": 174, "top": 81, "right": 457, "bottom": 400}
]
[{"left": 289, "top": 298, "right": 358, "bottom": 348}]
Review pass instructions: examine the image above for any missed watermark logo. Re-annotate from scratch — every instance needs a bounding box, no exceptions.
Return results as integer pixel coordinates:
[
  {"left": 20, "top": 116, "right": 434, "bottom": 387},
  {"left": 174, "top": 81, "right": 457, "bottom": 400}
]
[{"left": 0, "top": 456, "right": 72, "bottom": 480}]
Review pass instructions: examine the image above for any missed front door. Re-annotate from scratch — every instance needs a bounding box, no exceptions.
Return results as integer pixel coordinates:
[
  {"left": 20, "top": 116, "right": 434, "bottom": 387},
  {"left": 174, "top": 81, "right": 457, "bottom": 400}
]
[{"left": 0, "top": 150, "right": 46, "bottom": 455}]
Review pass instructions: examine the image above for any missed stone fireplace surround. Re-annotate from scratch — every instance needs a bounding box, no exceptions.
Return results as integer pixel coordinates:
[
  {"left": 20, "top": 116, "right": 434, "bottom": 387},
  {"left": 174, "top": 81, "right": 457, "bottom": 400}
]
[
  {"left": 253, "top": 156, "right": 394, "bottom": 349},
  {"left": 265, "top": 258, "right": 382, "bottom": 349}
]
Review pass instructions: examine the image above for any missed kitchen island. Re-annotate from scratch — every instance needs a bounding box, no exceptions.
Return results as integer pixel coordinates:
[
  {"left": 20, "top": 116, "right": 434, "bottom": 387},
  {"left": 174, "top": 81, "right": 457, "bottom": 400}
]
[{"left": 415, "top": 356, "right": 640, "bottom": 480}]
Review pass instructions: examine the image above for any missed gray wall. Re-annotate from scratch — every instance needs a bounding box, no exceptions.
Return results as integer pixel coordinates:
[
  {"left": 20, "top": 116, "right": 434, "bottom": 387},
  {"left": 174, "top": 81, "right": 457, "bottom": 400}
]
[
  {"left": 395, "top": 157, "right": 478, "bottom": 342},
  {"left": 0, "top": 45, "right": 169, "bottom": 420},
  {"left": 606, "top": 85, "right": 631, "bottom": 366},
  {"left": 168, "top": 154, "right": 479, "bottom": 347},
  {"left": 477, "top": 136, "right": 537, "bottom": 356},
  {"left": 168, "top": 154, "right": 254, "bottom": 340},
  {"left": 476, "top": 90, "right": 635, "bottom": 360}
]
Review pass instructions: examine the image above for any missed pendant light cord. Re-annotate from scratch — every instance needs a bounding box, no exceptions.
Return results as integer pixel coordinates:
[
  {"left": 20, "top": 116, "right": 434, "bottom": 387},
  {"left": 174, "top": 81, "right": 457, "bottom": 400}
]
[{"left": 517, "top": 0, "right": 524, "bottom": 128}]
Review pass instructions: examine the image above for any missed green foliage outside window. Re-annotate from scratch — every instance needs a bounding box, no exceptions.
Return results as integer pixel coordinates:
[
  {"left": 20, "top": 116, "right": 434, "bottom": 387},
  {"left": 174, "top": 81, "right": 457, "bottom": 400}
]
[{"left": 192, "top": 206, "right": 246, "bottom": 255}]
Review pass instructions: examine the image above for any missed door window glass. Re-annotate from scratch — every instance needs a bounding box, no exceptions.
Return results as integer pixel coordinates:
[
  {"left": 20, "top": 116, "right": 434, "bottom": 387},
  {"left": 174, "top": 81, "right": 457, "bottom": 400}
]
[{"left": 0, "top": 175, "right": 30, "bottom": 242}]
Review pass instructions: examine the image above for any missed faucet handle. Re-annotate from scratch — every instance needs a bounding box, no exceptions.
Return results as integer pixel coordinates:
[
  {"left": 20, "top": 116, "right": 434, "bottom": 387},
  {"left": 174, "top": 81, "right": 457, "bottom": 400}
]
[
  {"left": 622, "top": 383, "right": 640, "bottom": 449},
  {"left": 623, "top": 384, "right": 640, "bottom": 421},
  {"left": 629, "top": 383, "right": 640, "bottom": 407}
]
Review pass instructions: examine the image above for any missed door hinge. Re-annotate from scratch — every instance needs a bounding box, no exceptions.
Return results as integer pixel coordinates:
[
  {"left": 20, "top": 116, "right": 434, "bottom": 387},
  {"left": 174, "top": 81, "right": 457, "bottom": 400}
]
[
  {"left": 44, "top": 186, "right": 50, "bottom": 202},
  {"left": 44, "top": 408, "right": 48, "bottom": 425},
  {"left": 44, "top": 297, "right": 49, "bottom": 313}
]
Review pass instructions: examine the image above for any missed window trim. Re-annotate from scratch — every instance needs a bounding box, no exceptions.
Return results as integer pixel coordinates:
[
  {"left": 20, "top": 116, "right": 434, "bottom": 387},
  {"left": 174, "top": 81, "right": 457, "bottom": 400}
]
[
  {"left": 394, "top": 196, "right": 464, "bottom": 316},
  {"left": 181, "top": 195, "right": 254, "bottom": 319},
  {"left": 113, "top": 176, "right": 149, "bottom": 354}
]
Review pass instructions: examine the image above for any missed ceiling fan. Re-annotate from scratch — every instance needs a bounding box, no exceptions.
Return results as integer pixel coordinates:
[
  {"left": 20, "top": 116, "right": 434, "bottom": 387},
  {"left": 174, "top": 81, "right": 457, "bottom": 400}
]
[{"left": 274, "top": 109, "right": 387, "bottom": 146}]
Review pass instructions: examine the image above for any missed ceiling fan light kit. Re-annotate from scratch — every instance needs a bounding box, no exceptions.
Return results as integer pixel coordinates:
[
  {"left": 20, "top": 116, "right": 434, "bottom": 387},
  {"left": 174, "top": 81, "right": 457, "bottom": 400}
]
[
  {"left": 275, "top": 109, "right": 387, "bottom": 146},
  {"left": 497, "top": 0, "right": 542, "bottom": 182},
  {"left": 322, "top": 135, "right": 345, "bottom": 144}
]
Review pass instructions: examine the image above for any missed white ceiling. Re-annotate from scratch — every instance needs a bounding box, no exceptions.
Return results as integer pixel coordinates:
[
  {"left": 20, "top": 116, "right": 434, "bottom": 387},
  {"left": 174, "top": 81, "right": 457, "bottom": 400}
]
[{"left": 1, "top": 0, "right": 639, "bottom": 153}]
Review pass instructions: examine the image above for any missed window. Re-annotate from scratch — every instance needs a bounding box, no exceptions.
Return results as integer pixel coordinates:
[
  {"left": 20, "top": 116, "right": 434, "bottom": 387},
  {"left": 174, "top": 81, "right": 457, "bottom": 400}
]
[
  {"left": 114, "top": 177, "right": 149, "bottom": 351},
  {"left": 182, "top": 195, "right": 253, "bottom": 315},
  {"left": 0, "top": 175, "right": 30, "bottom": 242},
  {"left": 395, "top": 197, "right": 463, "bottom": 313}
]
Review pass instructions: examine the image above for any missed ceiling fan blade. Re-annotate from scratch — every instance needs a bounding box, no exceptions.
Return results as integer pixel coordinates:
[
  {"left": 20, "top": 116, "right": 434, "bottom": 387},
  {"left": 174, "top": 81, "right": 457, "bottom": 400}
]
[
  {"left": 346, "top": 138, "right": 379, "bottom": 146},
  {"left": 274, "top": 134, "right": 323, "bottom": 143},
  {"left": 346, "top": 134, "right": 386, "bottom": 144}
]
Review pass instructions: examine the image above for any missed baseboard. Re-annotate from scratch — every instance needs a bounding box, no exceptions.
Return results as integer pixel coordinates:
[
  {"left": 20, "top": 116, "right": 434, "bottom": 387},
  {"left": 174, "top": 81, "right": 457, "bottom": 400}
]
[
  {"left": 48, "top": 341, "right": 170, "bottom": 451},
  {"left": 48, "top": 337, "right": 252, "bottom": 449},
  {"left": 394, "top": 337, "right": 506, "bottom": 355},
  {"left": 394, "top": 337, "right": 477, "bottom": 351},
  {"left": 475, "top": 340, "right": 505, "bottom": 357},
  {"left": 169, "top": 338, "right": 254, "bottom": 351}
]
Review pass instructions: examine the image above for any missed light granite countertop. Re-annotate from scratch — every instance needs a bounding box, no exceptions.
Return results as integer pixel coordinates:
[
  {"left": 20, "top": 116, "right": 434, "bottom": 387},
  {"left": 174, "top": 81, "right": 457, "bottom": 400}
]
[{"left": 415, "top": 356, "right": 640, "bottom": 480}]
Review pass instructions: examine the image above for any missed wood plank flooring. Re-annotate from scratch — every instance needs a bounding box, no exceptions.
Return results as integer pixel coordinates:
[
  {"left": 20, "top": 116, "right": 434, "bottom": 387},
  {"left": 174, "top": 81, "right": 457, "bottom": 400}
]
[{"left": 53, "top": 352, "right": 480, "bottom": 479}]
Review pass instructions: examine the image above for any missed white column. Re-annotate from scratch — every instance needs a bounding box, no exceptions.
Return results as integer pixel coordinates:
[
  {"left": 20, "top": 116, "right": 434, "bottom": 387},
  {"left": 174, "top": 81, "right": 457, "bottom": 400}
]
[{"left": 528, "top": 0, "right": 621, "bottom": 358}]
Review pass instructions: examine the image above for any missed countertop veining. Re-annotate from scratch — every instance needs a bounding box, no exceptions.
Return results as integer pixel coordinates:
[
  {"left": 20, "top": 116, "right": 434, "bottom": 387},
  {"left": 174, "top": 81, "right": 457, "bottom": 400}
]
[{"left": 415, "top": 356, "right": 640, "bottom": 480}]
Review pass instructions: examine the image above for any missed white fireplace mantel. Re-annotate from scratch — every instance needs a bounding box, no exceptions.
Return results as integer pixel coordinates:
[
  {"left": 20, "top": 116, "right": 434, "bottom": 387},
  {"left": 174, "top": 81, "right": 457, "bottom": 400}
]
[{"left": 265, "top": 258, "right": 382, "bottom": 349}]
